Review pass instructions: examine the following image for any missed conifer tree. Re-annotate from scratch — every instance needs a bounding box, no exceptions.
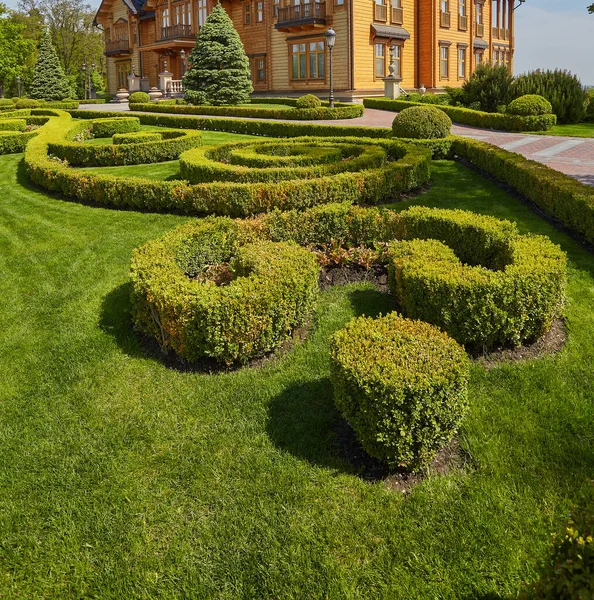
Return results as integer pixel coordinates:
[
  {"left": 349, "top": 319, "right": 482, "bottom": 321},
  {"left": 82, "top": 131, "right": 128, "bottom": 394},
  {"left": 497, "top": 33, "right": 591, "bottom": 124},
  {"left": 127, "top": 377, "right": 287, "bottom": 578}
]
[
  {"left": 183, "top": 3, "right": 253, "bottom": 106},
  {"left": 29, "top": 30, "right": 71, "bottom": 100}
]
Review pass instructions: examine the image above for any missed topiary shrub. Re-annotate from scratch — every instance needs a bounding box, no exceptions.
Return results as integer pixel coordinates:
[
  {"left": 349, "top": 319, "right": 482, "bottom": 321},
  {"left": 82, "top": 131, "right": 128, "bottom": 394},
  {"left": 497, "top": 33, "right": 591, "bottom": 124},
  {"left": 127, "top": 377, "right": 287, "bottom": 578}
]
[
  {"left": 0, "top": 119, "right": 27, "bottom": 132},
  {"left": 129, "top": 91, "right": 151, "bottom": 104},
  {"left": 330, "top": 312, "right": 470, "bottom": 471},
  {"left": 507, "top": 94, "right": 553, "bottom": 117},
  {"left": 296, "top": 94, "right": 322, "bottom": 109},
  {"left": 391, "top": 105, "right": 452, "bottom": 139},
  {"left": 90, "top": 117, "right": 141, "bottom": 137},
  {"left": 16, "top": 99, "right": 41, "bottom": 109}
]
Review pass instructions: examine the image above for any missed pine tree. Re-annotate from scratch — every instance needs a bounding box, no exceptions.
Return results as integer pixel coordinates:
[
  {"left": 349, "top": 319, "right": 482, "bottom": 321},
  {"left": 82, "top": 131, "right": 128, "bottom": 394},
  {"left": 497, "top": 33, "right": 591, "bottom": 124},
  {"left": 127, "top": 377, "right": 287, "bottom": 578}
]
[
  {"left": 183, "top": 3, "right": 253, "bottom": 106},
  {"left": 29, "top": 31, "right": 71, "bottom": 101}
]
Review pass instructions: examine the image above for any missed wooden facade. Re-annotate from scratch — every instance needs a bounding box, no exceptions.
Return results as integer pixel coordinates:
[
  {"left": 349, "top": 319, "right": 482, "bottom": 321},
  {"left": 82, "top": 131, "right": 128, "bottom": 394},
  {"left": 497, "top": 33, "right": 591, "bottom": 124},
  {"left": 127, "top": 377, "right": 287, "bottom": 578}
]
[{"left": 95, "top": 0, "right": 515, "bottom": 97}]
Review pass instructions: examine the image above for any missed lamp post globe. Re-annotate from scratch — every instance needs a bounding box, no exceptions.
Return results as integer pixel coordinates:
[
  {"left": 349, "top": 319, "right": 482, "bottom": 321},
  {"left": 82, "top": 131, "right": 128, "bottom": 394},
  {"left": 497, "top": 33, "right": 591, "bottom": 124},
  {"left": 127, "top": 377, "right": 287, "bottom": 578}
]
[{"left": 325, "top": 28, "right": 336, "bottom": 108}]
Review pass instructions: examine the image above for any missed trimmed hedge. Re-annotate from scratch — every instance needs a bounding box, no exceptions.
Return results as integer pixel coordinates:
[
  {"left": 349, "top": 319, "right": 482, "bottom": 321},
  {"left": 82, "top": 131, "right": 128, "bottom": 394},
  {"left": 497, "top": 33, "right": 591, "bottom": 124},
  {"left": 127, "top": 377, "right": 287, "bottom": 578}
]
[
  {"left": 392, "top": 105, "right": 452, "bottom": 139},
  {"left": 388, "top": 206, "right": 567, "bottom": 347},
  {"left": 129, "top": 101, "right": 364, "bottom": 120},
  {"left": 15, "top": 99, "right": 41, "bottom": 109},
  {"left": 26, "top": 112, "right": 431, "bottom": 216},
  {"left": 70, "top": 109, "right": 391, "bottom": 139},
  {"left": 0, "top": 119, "right": 27, "bottom": 132},
  {"left": 90, "top": 117, "right": 141, "bottom": 137},
  {"left": 130, "top": 218, "right": 320, "bottom": 364},
  {"left": 112, "top": 131, "right": 163, "bottom": 145},
  {"left": 179, "top": 139, "right": 390, "bottom": 184},
  {"left": 507, "top": 94, "right": 553, "bottom": 117},
  {"left": 330, "top": 313, "right": 470, "bottom": 470},
  {"left": 48, "top": 122, "right": 201, "bottom": 167},
  {"left": 129, "top": 91, "right": 150, "bottom": 104},
  {"left": 452, "top": 137, "right": 594, "bottom": 244},
  {"left": 0, "top": 131, "right": 37, "bottom": 154},
  {"left": 365, "top": 97, "right": 557, "bottom": 132}
]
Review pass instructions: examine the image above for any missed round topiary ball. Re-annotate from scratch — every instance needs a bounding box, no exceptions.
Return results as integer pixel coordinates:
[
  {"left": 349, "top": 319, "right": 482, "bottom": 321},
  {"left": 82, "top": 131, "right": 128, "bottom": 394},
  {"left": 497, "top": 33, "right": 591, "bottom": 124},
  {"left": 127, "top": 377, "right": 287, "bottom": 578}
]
[
  {"left": 296, "top": 94, "right": 322, "bottom": 109},
  {"left": 391, "top": 105, "right": 452, "bottom": 139},
  {"left": 129, "top": 91, "right": 151, "bottom": 105},
  {"left": 15, "top": 98, "right": 41, "bottom": 109},
  {"left": 330, "top": 312, "right": 469, "bottom": 471},
  {"left": 507, "top": 94, "right": 552, "bottom": 116}
]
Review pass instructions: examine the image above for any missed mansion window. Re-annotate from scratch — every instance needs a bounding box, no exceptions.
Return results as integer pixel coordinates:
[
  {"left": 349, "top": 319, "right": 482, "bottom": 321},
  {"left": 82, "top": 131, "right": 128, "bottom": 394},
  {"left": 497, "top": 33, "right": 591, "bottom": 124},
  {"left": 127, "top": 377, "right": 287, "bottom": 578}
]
[
  {"left": 475, "top": 50, "right": 483, "bottom": 66},
  {"left": 391, "top": 0, "right": 402, "bottom": 24},
  {"left": 256, "top": 0, "right": 263, "bottom": 21},
  {"left": 244, "top": 3, "right": 251, "bottom": 24},
  {"left": 440, "top": 0, "right": 450, "bottom": 27},
  {"left": 256, "top": 58, "right": 265, "bottom": 81},
  {"left": 197, "top": 0, "right": 207, "bottom": 27},
  {"left": 374, "top": 43, "right": 385, "bottom": 78},
  {"left": 475, "top": 2, "right": 483, "bottom": 36},
  {"left": 291, "top": 40, "right": 325, "bottom": 80},
  {"left": 274, "top": 0, "right": 280, "bottom": 15},
  {"left": 114, "top": 21, "right": 128, "bottom": 41},
  {"left": 458, "top": 47, "right": 466, "bottom": 78},
  {"left": 440, "top": 45, "right": 449, "bottom": 79},
  {"left": 174, "top": 2, "right": 192, "bottom": 26},
  {"left": 335, "top": 0, "right": 344, "bottom": 6},
  {"left": 374, "top": 42, "right": 400, "bottom": 79},
  {"left": 116, "top": 62, "right": 131, "bottom": 89},
  {"left": 161, "top": 8, "right": 170, "bottom": 28},
  {"left": 458, "top": 0, "right": 467, "bottom": 29},
  {"left": 374, "top": 0, "right": 388, "bottom": 22}
]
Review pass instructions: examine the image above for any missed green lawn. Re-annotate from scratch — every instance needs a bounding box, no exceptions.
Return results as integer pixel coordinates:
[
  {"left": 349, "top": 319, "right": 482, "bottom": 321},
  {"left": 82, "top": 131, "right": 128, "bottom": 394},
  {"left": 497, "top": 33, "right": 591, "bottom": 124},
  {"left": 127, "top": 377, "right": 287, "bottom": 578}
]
[
  {"left": 1, "top": 150, "right": 594, "bottom": 598},
  {"left": 535, "top": 122, "right": 594, "bottom": 137}
]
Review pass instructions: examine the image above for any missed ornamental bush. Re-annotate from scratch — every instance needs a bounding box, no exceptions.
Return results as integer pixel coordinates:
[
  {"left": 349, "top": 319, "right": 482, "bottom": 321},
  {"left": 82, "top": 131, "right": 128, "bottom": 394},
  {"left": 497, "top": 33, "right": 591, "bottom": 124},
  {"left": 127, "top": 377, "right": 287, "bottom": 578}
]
[
  {"left": 130, "top": 219, "right": 320, "bottom": 364},
  {"left": 507, "top": 94, "right": 553, "bottom": 117},
  {"left": 0, "top": 119, "right": 26, "bottom": 132},
  {"left": 129, "top": 91, "right": 151, "bottom": 104},
  {"left": 112, "top": 131, "right": 163, "bottom": 145},
  {"left": 391, "top": 105, "right": 452, "bottom": 139},
  {"left": 296, "top": 94, "right": 322, "bottom": 109},
  {"left": 16, "top": 99, "right": 41, "bottom": 109},
  {"left": 90, "top": 117, "right": 141, "bottom": 137},
  {"left": 462, "top": 63, "right": 514, "bottom": 113},
  {"left": 29, "top": 31, "right": 71, "bottom": 101},
  {"left": 330, "top": 313, "right": 470, "bottom": 471},
  {"left": 183, "top": 3, "right": 253, "bottom": 106}
]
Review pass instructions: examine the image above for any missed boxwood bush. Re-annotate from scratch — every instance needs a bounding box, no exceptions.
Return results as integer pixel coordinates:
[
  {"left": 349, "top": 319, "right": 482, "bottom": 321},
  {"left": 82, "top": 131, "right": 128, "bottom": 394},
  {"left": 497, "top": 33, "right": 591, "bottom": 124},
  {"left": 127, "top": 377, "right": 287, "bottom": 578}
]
[
  {"left": 295, "top": 94, "right": 322, "bottom": 109},
  {"left": 0, "top": 130, "right": 37, "bottom": 154},
  {"left": 90, "top": 117, "right": 141, "bottom": 137},
  {"left": 15, "top": 99, "right": 41, "bottom": 109},
  {"left": 507, "top": 94, "right": 553, "bottom": 117},
  {"left": 392, "top": 105, "right": 452, "bottom": 139},
  {"left": 129, "top": 91, "right": 151, "bottom": 104},
  {"left": 388, "top": 206, "right": 567, "bottom": 348},
  {"left": 130, "top": 218, "right": 320, "bottom": 364},
  {"left": 0, "top": 119, "right": 27, "bottom": 132},
  {"left": 112, "top": 131, "right": 163, "bottom": 145},
  {"left": 330, "top": 313, "right": 470, "bottom": 471}
]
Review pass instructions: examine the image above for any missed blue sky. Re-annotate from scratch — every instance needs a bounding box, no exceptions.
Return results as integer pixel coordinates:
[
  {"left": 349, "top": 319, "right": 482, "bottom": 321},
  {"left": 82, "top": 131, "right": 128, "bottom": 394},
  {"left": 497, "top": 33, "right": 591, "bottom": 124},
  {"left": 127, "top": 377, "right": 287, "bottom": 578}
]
[{"left": 3, "top": 0, "right": 593, "bottom": 84}]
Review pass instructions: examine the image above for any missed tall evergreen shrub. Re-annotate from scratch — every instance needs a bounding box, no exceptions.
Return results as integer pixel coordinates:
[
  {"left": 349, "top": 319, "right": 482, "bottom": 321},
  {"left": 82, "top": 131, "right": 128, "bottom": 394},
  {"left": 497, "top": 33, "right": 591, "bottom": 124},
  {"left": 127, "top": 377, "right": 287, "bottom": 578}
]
[
  {"left": 29, "top": 31, "right": 71, "bottom": 101},
  {"left": 183, "top": 3, "right": 253, "bottom": 106},
  {"left": 462, "top": 63, "right": 513, "bottom": 113},
  {"left": 509, "top": 69, "right": 587, "bottom": 124}
]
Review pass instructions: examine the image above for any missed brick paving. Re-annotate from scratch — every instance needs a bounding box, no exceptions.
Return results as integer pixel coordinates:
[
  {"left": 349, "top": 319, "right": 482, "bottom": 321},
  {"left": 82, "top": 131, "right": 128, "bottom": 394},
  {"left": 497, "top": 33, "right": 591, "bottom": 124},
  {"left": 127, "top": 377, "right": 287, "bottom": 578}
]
[{"left": 80, "top": 103, "right": 594, "bottom": 186}]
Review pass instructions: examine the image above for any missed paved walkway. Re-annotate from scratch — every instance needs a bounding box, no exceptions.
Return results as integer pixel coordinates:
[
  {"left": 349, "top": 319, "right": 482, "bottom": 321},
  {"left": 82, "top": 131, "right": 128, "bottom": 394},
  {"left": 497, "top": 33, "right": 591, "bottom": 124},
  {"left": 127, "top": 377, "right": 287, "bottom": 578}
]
[{"left": 80, "top": 103, "right": 594, "bottom": 186}]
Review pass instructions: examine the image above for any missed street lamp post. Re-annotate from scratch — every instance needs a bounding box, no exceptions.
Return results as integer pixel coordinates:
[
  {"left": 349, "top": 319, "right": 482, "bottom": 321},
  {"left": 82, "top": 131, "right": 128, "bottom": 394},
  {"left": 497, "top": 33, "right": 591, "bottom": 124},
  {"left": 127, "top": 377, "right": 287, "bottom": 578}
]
[
  {"left": 325, "top": 28, "right": 336, "bottom": 109},
  {"left": 90, "top": 63, "right": 96, "bottom": 99},
  {"left": 16, "top": 76, "right": 21, "bottom": 98},
  {"left": 180, "top": 49, "right": 187, "bottom": 77},
  {"left": 82, "top": 62, "right": 87, "bottom": 100}
]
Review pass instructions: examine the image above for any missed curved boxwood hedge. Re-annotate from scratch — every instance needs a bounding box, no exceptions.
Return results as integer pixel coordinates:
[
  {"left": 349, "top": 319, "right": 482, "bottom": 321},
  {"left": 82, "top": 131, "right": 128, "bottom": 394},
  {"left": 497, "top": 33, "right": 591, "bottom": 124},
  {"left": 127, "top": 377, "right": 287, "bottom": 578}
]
[
  {"left": 112, "top": 131, "right": 163, "bottom": 145},
  {"left": 389, "top": 206, "right": 567, "bottom": 347},
  {"left": 0, "top": 119, "right": 27, "bottom": 132},
  {"left": 0, "top": 130, "right": 37, "bottom": 154},
  {"left": 129, "top": 101, "right": 364, "bottom": 120},
  {"left": 25, "top": 112, "right": 432, "bottom": 216},
  {"left": 47, "top": 120, "right": 202, "bottom": 167},
  {"left": 130, "top": 218, "right": 320, "bottom": 364},
  {"left": 90, "top": 117, "right": 141, "bottom": 137},
  {"left": 330, "top": 313, "right": 470, "bottom": 470},
  {"left": 365, "top": 97, "right": 557, "bottom": 132}
]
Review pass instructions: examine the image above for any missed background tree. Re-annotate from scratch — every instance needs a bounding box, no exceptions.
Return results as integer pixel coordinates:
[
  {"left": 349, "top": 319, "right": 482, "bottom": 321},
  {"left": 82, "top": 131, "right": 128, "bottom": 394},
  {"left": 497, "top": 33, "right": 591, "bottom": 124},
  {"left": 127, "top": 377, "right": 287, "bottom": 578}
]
[
  {"left": 29, "top": 29, "right": 71, "bottom": 99},
  {"left": 461, "top": 63, "right": 514, "bottom": 112},
  {"left": 0, "top": 4, "right": 36, "bottom": 97},
  {"left": 588, "top": 4, "right": 594, "bottom": 13},
  {"left": 183, "top": 2, "right": 253, "bottom": 106}
]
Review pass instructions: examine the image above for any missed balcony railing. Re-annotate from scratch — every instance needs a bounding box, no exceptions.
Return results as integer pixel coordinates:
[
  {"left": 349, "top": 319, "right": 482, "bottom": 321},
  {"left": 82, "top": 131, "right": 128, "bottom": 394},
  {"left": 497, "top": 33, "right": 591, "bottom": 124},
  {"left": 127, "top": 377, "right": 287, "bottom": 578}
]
[
  {"left": 458, "top": 14, "right": 467, "bottom": 30},
  {"left": 276, "top": 2, "right": 326, "bottom": 27},
  {"left": 166, "top": 80, "right": 184, "bottom": 95},
  {"left": 374, "top": 3, "right": 388, "bottom": 21},
  {"left": 391, "top": 6, "right": 403, "bottom": 24},
  {"left": 105, "top": 38, "right": 130, "bottom": 54},
  {"left": 475, "top": 22, "right": 484, "bottom": 37},
  {"left": 440, "top": 10, "right": 450, "bottom": 27},
  {"left": 159, "top": 24, "right": 194, "bottom": 40}
]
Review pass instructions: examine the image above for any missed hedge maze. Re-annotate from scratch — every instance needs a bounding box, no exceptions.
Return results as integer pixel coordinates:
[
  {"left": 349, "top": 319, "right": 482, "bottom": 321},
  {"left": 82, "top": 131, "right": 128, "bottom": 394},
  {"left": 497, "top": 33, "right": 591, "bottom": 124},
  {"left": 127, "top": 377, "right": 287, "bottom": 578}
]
[{"left": 1, "top": 107, "right": 580, "bottom": 470}]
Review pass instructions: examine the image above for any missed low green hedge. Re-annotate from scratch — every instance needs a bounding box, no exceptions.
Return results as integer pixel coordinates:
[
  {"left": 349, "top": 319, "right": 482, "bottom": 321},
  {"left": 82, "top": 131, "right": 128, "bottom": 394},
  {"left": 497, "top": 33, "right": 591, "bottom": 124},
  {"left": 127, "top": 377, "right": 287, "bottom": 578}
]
[
  {"left": 48, "top": 122, "right": 201, "bottom": 167},
  {"left": 388, "top": 206, "right": 567, "bottom": 347},
  {"left": 130, "top": 218, "right": 320, "bottom": 364},
  {"left": 70, "top": 109, "right": 391, "bottom": 139},
  {"left": 179, "top": 139, "right": 390, "bottom": 184},
  {"left": 90, "top": 117, "right": 141, "bottom": 137},
  {"left": 330, "top": 312, "right": 470, "bottom": 471},
  {"left": 26, "top": 112, "right": 431, "bottom": 216},
  {"left": 130, "top": 101, "right": 364, "bottom": 120},
  {"left": 0, "top": 119, "right": 26, "bottom": 132},
  {"left": 365, "top": 98, "right": 557, "bottom": 132},
  {"left": 452, "top": 137, "right": 594, "bottom": 244},
  {"left": 112, "top": 131, "right": 162, "bottom": 145},
  {"left": 0, "top": 130, "right": 37, "bottom": 154}
]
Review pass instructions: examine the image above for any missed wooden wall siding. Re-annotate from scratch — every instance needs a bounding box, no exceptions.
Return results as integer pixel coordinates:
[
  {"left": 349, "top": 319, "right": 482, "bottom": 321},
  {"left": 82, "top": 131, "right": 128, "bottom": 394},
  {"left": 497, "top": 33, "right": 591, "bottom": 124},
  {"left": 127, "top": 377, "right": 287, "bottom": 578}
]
[
  {"left": 352, "top": 0, "right": 415, "bottom": 92},
  {"left": 418, "top": 0, "right": 434, "bottom": 88}
]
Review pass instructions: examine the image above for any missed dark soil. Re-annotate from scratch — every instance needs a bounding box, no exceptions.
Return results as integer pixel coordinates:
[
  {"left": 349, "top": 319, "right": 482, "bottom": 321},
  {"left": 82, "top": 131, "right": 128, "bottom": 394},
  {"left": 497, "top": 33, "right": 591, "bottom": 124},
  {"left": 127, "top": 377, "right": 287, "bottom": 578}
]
[
  {"left": 335, "top": 417, "right": 466, "bottom": 494},
  {"left": 318, "top": 264, "right": 389, "bottom": 292},
  {"left": 471, "top": 318, "right": 567, "bottom": 369}
]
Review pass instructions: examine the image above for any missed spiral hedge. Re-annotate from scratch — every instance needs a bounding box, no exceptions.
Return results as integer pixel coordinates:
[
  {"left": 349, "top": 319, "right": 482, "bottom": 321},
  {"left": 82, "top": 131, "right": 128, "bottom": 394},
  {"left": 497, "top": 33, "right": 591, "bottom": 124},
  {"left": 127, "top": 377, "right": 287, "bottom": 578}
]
[{"left": 24, "top": 111, "right": 432, "bottom": 217}]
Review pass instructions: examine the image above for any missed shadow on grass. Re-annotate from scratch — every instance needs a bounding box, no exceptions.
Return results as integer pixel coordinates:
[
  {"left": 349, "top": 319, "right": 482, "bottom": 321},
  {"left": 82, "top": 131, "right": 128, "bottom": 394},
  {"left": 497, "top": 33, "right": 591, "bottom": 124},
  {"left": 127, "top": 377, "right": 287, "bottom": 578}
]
[{"left": 347, "top": 287, "right": 397, "bottom": 320}]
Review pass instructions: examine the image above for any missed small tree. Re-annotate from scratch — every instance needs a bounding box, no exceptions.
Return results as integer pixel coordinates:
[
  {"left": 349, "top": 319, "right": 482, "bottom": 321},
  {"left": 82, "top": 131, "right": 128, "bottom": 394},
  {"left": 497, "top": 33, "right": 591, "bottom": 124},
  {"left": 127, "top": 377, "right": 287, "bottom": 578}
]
[
  {"left": 462, "top": 63, "right": 514, "bottom": 112},
  {"left": 29, "top": 30, "right": 71, "bottom": 100},
  {"left": 183, "top": 2, "right": 253, "bottom": 106}
]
